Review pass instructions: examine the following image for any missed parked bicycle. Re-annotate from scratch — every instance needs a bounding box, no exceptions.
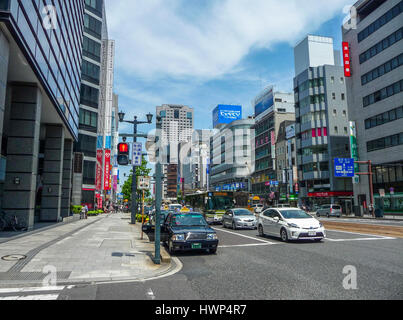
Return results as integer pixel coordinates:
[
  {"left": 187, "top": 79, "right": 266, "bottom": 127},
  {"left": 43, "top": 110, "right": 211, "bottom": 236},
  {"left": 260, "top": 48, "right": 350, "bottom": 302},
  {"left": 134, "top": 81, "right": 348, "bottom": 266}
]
[{"left": 0, "top": 211, "right": 27, "bottom": 232}]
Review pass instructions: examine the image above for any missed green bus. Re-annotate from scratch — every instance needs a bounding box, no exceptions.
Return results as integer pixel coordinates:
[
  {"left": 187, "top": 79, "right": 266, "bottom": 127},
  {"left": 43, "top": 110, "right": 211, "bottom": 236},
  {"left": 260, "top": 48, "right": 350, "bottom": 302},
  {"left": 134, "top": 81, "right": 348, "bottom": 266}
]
[{"left": 185, "top": 191, "right": 249, "bottom": 224}]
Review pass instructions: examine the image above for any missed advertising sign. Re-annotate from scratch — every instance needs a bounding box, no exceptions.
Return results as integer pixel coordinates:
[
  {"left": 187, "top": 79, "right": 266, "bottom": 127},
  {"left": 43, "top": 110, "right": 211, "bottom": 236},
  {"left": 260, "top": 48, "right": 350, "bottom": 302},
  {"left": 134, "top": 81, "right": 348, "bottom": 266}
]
[
  {"left": 254, "top": 86, "right": 274, "bottom": 117},
  {"left": 213, "top": 105, "right": 242, "bottom": 128},
  {"left": 350, "top": 121, "right": 360, "bottom": 184},
  {"left": 95, "top": 150, "right": 103, "bottom": 191},
  {"left": 335, "top": 158, "right": 355, "bottom": 178},
  {"left": 104, "top": 149, "right": 111, "bottom": 190},
  {"left": 342, "top": 42, "right": 351, "bottom": 77},
  {"left": 286, "top": 124, "right": 296, "bottom": 140}
]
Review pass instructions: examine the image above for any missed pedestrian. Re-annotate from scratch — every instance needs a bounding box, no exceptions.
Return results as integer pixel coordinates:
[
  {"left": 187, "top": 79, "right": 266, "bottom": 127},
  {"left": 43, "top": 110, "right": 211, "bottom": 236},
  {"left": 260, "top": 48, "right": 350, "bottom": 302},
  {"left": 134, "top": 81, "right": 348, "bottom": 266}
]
[{"left": 84, "top": 204, "right": 89, "bottom": 219}]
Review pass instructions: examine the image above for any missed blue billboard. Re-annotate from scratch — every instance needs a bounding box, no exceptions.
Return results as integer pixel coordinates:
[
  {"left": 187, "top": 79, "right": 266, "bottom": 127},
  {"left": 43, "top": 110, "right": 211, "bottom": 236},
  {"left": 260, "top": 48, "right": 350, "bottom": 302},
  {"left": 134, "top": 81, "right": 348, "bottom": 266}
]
[
  {"left": 213, "top": 105, "right": 242, "bottom": 128},
  {"left": 254, "top": 87, "right": 274, "bottom": 117}
]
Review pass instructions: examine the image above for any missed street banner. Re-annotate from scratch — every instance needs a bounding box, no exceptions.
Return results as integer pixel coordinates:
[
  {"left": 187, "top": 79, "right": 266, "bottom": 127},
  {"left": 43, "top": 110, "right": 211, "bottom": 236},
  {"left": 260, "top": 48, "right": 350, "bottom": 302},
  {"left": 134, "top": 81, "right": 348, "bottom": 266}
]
[
  {"left": 96, "top": 149, "right": 103, "bottom": 191},
  {"left": 104, "top": 149, "right": 111, "bottom": 190},
  {"left": 342, "top": 42, "right": 351, "bottom": 77}
]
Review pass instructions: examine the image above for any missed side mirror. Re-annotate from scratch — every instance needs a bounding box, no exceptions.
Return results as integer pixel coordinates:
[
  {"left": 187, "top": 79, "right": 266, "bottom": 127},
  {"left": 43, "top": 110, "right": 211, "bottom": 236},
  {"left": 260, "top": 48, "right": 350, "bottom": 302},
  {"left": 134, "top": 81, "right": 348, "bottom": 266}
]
[{"left": 273, "top": 217, "right": 280, "bottom": 222}]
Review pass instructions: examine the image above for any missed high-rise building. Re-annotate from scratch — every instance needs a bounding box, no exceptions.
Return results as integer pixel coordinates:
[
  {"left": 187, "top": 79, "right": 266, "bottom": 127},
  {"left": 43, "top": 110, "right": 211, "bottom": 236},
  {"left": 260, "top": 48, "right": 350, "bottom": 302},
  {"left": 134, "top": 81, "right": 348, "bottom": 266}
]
[
  {"left": 342, "top": 0, "right": 403, "bottom": 214},
  {"left": 276, "top": 121, "right": 298, "bottom": 204},
  {"left": 190, "top": 129, "right": 213, "bottom": 192},
  {"left": 210, "top": 118, "right": 254, "bottom": 192},
  {"left": 156, "top": 104, "right": 194, "bottom": 200},
  {"left": 251, "top": 88, "right": 295, "bottom": 202},
  {"left": 294, "top": 35, "right": 353, "bottom": 212},
  {"left": 72, "top": 0, "right": 115, "bottom": 210},
  {"left": 0, "top": 0, "right": 84, "bottom": 229}
]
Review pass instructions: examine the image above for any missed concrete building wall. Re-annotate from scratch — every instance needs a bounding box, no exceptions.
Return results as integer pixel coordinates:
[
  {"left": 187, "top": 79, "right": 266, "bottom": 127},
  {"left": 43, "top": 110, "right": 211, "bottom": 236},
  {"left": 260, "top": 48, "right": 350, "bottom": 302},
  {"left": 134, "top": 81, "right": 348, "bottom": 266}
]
[{"left": 343, "top": 0, "right": 403, "bottom": 212}]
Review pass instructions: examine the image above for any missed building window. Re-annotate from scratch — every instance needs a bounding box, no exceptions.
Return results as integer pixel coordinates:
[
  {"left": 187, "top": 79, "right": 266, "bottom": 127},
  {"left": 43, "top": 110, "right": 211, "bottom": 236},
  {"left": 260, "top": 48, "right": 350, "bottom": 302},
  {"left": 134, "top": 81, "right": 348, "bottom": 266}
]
[
  {"left": 84, "top": 14, "right": 102, "bottom": 39},
  {"left": 367, "top": 133, "right": 403, "bottom": 152},
  {"left": 83, "top": 160, "right": 96, "bottom": 185},
  {"left": 341, "top": 93, "right": 345, "bottom": 100},
  {"left": 83, "top": 36, "right": 101, "bottom": 62},
  {"left": 362, "top": 53, "right": 403, "bottom": 86},
  {"left": 79, "top": 108, "right": 98, "bottom": 133},
  {"left": 365, "top": 105, "right": 403, "bottom": 129},
  {"left": 359, "top": 27, "right": 403, "bottom": 64},
  {"left": 81, "top": 60, "right": 100, "bottom": 85},
  {"left": 333, "top": 109, "right": 337, "bottom": 116},
  {"left": 363, "top": 79, "right": 403, "bottom": 107},
  {"left": 332, "top": 93, "right": 336, "bottom": 100},
  {"left": 343, "top": 110, "right": 347, "bottom": 117},
  {"left": 334, "top": 126, "right": 338, "bottom": 134},
  {"left": 358, "top": 1, "right": 403, "bottom": 43},
  {"left": 80, "top": 84, "right": 99, "bottom": 108}
]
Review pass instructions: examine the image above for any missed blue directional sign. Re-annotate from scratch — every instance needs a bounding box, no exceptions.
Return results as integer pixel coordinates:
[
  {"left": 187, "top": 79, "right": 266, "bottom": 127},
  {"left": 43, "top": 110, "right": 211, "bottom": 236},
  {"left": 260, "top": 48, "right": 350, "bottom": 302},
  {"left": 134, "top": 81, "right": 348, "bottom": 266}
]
[
  {"left": 132, "top": 142, "right": 143, "bottom": 167},
  {"left": 335, "top": 158, "right": 355, "bottom": 177}
]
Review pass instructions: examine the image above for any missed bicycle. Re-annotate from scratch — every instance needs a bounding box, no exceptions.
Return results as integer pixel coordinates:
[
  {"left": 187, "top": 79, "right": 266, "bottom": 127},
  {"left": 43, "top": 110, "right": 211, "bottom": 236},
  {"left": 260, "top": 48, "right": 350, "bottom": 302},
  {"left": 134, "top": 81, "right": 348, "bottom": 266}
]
[{"left": 0, "top": 211, "right": 27, "bottom": 232}]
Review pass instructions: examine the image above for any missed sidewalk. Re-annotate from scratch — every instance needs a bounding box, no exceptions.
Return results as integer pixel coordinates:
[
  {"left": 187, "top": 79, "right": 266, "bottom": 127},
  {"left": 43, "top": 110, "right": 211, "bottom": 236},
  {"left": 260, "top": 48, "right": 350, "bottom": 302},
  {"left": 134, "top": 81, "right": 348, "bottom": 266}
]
[{"left": 0, "top": 213, "right": 177, "bottom": 286}]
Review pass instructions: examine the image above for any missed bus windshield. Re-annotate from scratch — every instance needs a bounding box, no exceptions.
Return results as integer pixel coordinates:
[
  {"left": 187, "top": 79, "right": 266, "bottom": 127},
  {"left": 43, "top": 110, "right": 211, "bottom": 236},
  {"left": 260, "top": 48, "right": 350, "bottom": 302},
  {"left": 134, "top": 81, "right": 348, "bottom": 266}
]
[{"left": 208, "top": 196, "right": 233, "bottom": 210}]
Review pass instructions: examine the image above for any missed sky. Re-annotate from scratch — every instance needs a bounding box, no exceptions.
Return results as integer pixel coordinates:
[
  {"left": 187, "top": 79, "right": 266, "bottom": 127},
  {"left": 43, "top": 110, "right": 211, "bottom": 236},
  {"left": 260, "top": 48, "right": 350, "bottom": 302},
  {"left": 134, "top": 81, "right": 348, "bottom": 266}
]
[{"left": 104, "top": 0, "right": 354, "bottom": 190}]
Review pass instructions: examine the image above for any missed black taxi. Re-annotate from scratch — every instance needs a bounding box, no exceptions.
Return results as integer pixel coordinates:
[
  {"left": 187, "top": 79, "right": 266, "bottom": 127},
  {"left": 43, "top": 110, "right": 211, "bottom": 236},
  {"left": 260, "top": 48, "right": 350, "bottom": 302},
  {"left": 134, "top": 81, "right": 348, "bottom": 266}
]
[{"left": 142, "top": 212, "right": 219, "bottom": 254}]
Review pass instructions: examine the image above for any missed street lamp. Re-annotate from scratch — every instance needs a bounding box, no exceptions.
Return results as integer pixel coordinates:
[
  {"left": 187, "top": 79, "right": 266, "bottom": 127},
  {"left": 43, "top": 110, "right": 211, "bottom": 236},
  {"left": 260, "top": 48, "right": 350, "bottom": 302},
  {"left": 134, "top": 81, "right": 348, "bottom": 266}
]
[{"left": 119, "top": 111, "right": 154, "bottom": 225}]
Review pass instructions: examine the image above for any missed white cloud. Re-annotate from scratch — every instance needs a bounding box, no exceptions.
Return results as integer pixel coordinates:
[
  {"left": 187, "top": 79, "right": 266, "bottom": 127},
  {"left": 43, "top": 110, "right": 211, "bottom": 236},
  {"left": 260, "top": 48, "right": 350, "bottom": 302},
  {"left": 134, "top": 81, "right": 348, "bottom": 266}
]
[{"left": 106, "top": 0, "right": 351, "bottom": 79}]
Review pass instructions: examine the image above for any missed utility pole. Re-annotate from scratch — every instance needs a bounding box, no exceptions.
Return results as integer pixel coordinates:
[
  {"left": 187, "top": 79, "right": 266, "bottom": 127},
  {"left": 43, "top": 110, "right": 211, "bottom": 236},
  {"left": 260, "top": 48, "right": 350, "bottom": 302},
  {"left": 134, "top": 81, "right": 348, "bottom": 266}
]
[
  {"left": 118, "top": 111, "right": 153, "bottom": 225},
  {"left": 153, "top": 115, "right": 163, "bottom": 265}
]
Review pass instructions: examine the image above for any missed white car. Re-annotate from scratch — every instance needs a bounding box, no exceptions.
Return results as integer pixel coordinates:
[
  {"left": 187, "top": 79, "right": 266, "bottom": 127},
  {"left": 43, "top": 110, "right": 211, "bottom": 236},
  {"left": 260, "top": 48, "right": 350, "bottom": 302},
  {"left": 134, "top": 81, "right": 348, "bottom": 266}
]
[
  {"left": 169, "top": 204, "right": 183, "bottom": 212},
  {"left": 252, "top": 204, "right": 264, "bottom": 213},
  {"left": 258, "top": 208, "right": 326, "bottom": 242}
]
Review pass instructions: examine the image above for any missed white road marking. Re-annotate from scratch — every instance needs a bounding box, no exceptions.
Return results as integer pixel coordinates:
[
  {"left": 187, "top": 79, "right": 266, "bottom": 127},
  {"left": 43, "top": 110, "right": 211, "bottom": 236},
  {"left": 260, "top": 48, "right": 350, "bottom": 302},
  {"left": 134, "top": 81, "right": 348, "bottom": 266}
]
[
  {"left": 219, "top": 243, "right": 275, "bottom": 248},
  {"left": 0, "top": 286, "right": 65, "bottom": 294},
  {"left": 0, "top": 294, "right": 59, "bottom": 300},
  {"left": 212, "top": 227, "right": 275, "bottom": 244},
  {"left": 146, "top": 288, "right": 155, "bottom": 300},
  {"left": 325, "top": 237, "right": 396, "bottom": 242},
  {"left": 326, "top": 229, "right": 398, "bottom": 239}
]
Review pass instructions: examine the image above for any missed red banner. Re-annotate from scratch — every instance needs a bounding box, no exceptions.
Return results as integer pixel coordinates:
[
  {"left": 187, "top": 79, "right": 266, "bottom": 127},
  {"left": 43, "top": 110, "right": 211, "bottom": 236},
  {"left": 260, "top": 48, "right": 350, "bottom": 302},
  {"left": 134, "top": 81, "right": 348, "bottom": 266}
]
[
  {"left": 95, "top": 150, "right": 103, "bottom": 191},
  {"left": 342, "top": 42, "right": 351, "bottom": 77},
  {"left": 104, "top": 149, "right": 111, "bottom": 191}
]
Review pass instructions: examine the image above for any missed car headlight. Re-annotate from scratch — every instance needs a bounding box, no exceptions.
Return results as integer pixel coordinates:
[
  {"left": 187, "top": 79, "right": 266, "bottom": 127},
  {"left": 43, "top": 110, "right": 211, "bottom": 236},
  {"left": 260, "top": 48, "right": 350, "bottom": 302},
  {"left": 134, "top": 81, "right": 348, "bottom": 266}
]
[
  {"left": 207, "top": 233, "right": 218, "bottom": 240},
  {"left": 288, "top": 223, "right": 300, "bottom": 229},
  {"left": 172, "top": 234, "right": 185, "bottom": 241}
]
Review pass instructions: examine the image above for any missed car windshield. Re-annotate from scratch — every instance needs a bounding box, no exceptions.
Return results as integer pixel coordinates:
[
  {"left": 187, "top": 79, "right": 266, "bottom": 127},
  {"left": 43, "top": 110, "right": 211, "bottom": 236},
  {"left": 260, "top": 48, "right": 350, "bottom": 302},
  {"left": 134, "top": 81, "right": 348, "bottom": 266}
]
[
  {"left": 280, "top": 210, "right": 312, "bottom": 219},
  {"left": 171, "top": 214, "right": 207, "bottom": 227},
  {"left": 233, "top": 209, "right": 254, "bottom": 216}
]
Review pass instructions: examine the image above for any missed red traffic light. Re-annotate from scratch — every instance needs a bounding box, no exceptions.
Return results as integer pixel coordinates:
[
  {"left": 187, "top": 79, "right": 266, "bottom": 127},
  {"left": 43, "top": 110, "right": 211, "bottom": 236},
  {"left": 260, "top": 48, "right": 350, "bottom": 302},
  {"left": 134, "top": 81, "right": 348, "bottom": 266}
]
[{"left": 118, "top": 143, "right": 129, "bottom": 154}]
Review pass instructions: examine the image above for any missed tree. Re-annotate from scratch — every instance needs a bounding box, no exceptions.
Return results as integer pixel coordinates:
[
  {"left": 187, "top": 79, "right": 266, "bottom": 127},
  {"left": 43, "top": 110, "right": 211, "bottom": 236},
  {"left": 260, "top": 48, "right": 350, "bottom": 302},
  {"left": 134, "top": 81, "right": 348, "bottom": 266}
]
[{"left": 122, "top": 156, "right": 152, "bottom": 202}]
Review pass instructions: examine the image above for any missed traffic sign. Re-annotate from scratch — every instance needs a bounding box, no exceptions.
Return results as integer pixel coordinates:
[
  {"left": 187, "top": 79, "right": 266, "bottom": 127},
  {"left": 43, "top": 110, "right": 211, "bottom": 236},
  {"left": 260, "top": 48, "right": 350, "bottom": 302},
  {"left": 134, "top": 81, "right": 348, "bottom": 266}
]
[
  {"left": 132, "top": 142, "right": 143, "bottom": 166},
  {"left": 138, "top": 176, "right": 150, "bottom": 190},
  {"left": 335, "top": 158, "right": 355, "bottom": 178}
]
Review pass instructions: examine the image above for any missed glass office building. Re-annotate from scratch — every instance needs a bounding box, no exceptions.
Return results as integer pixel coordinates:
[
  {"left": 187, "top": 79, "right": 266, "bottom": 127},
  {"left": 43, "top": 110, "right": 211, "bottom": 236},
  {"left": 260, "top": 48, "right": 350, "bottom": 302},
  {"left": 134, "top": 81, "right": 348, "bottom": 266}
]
[
  {"left": 0, "top": 0, "right": 83, "bottom": 138},
  {"left": 0, "top": 0, "right": 84, "bottom": 228}
]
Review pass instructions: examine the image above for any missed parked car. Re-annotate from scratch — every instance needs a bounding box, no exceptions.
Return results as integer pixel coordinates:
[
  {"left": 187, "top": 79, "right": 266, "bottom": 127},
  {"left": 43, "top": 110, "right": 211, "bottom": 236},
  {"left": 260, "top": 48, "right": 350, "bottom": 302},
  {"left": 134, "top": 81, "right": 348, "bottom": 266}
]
[
  {"left": 252, "top": 204, "right": 264, "bottom": 213},
  {"left": 142, "top": 212, "right": 219, "bottom": 254},
  {"left": 258, "top": 208, "right": 326, "bottom": 242},
  {"left": 222, "top": 208, "right": 257, "bottom": 230},
  {"left": 316, "top": 204, "right": 342, "bottom": 218}
]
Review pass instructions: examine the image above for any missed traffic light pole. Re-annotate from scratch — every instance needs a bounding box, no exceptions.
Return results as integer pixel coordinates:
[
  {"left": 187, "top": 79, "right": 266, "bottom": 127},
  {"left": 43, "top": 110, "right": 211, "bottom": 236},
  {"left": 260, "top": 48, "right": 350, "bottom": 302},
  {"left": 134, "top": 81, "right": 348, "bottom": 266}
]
[
  {"left": 131, "top": 117, "right": 138, "bottom": 225},
  {"left": 153, "top": 116, "right": 163, "bottom": 265}
]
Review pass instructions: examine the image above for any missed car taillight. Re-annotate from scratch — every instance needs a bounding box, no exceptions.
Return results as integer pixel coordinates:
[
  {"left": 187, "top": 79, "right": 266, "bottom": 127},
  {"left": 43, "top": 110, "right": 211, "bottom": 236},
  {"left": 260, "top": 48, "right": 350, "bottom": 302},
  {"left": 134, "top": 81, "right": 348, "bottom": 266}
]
[{"left": 330, "top": 207, "right": 333, "bottom": 214}]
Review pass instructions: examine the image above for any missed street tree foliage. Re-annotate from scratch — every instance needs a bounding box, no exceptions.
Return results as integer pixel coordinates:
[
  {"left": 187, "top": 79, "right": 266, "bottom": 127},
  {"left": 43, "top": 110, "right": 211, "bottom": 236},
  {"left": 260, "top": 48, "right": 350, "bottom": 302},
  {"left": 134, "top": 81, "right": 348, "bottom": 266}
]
[{"left": 122, "top": 156, "right": 152, "bottom": 201}]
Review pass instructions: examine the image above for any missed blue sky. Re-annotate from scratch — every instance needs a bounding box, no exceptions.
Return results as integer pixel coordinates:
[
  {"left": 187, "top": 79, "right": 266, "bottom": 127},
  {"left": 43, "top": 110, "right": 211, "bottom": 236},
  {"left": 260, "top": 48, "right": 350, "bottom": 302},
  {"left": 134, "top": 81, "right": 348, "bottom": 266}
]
[{"left": 105, "top": 0, "right": 353, "bottom": 189}]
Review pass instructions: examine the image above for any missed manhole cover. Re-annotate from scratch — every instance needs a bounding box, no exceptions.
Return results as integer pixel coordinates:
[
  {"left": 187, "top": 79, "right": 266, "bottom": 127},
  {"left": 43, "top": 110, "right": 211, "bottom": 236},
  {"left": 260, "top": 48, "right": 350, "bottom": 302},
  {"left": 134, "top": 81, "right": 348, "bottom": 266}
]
[{"left": 1, "top": 255, "right": 27, "bottom": 261}]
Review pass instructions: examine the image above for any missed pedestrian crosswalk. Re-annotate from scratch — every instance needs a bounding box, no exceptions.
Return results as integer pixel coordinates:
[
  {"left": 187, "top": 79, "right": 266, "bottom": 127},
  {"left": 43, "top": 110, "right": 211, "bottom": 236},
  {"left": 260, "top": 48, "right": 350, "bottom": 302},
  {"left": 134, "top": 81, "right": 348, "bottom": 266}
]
[{"left": 0, "top": 286, "right": 72, "bottom": 300}]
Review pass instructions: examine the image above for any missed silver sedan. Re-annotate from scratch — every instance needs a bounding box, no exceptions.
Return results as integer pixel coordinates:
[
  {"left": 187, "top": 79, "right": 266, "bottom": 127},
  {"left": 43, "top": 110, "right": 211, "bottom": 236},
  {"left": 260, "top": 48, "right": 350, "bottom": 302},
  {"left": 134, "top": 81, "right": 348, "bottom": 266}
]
[{"left": 222, "top": 208, "right": 257, "bottom": 230}]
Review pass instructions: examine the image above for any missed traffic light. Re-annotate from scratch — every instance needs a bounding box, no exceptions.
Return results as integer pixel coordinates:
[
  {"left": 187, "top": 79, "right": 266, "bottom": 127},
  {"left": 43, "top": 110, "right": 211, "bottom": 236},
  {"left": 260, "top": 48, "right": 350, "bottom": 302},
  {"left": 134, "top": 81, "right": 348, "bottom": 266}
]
[{"left": 117, "top": 142, "right": 130, "bottom": 165}]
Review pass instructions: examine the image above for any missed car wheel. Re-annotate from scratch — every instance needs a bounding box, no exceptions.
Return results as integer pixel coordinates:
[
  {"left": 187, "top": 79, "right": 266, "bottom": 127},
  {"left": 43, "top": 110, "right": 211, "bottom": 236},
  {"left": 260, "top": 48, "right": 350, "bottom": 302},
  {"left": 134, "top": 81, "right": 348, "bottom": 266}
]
[
  {"left": 258, "top": 224, "right": 264, "bottom": 237},
  {"left": 209, "top": 248, "right": 217, "bottom": 254},
  {"left": 326, "top": 213, "right": 330, "bottom": 218},
  {"left": 314, "top": 239, "right": 323, "bottom": 243},
  {"left": 280, "top": 228, "right": 289, "bottom": 242},
  {"left": 317, "top": 213, "right": 320, "bottom": 217}
]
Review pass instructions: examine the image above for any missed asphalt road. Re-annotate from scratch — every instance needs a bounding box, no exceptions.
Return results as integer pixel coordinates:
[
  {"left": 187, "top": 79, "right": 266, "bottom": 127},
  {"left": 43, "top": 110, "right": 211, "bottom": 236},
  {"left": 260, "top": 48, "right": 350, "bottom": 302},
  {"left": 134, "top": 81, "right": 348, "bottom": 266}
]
[{"left": 2, "top": 222, "right": 401, "bottom": 301}]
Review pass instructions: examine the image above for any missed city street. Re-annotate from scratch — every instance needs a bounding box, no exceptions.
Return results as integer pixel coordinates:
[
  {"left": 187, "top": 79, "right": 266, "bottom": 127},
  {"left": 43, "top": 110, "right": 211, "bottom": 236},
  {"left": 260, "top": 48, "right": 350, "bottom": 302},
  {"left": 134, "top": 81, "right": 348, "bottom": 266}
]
[{"left": 1, "top": 218, "right": 401, "bottom": 300}]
